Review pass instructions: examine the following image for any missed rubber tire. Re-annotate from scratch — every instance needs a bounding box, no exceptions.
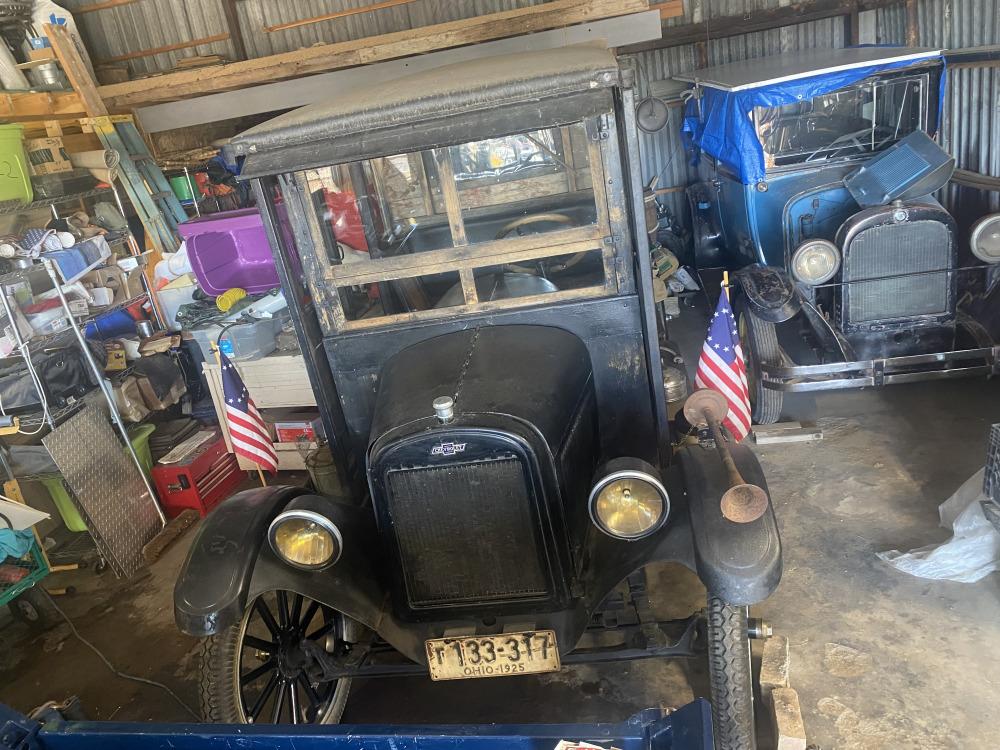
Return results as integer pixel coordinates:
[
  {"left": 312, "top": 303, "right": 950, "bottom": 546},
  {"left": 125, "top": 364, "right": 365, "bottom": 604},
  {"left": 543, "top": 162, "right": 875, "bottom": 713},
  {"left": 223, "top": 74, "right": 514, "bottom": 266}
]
[
  {"left": 8, "top": 587, "right": 54, "bottom": 629},
  {"left": 198, "top": 608, "right": 352, "bottom": 724},
  {"left": 706, "top": 594, "right": 756, "bottom": 750},
  {"left": 734, "top": 299, "right": 783, "bottom": 426}
]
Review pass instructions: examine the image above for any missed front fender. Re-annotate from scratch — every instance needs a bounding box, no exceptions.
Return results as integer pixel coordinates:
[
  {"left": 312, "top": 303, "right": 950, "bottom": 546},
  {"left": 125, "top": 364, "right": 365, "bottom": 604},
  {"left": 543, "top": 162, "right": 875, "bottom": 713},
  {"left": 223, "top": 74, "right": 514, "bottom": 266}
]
[
  {"left": 677, "top": 443, "right": 782, "bottom": 605},
  {"left": 174, "top": 485, "right": 307, "bottom": 636},
  {"left": 734, "top": 264, "right": 801, "bottom": 323}
]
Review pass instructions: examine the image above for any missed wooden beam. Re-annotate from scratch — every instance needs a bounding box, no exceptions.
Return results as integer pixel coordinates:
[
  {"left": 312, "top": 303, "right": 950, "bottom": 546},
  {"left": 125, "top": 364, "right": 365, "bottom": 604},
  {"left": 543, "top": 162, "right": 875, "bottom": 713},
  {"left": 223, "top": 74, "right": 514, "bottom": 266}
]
[
  {"left": 905, "top": 0, "right": 919, "bottom": 46},
  {"left": 74, "top": 0, "right": 140, "bottom": 15},
  {"left": 94, "top": 32, "right": 230, "bottom": 65},
  {"left": 264, "top": 0, "right": 421, "bottom": 34},
  {"left": 221, "top": 0, "right": 247, "bottom": 60},
  {"left": 0, "top": 91, "right": 89, "bottom": 121},
  {"left": 649, "top": 0, "right": 684, "bottom": 19},
  {"left": 98, "top": 0, "right": 650, "bottom": 110},
  {"left": 622, "top": 0, "right": 905, "bottom": 53},
  {"left": 46, "top": 24, "right": 108, "bottom": 117}
]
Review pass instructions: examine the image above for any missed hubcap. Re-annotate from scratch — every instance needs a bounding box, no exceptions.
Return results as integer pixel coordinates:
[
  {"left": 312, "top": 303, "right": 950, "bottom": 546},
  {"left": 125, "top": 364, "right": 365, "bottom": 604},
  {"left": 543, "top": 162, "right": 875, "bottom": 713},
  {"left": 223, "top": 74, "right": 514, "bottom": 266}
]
[{"left": 236, "top": 591, "right": 343, "bottom": 724}]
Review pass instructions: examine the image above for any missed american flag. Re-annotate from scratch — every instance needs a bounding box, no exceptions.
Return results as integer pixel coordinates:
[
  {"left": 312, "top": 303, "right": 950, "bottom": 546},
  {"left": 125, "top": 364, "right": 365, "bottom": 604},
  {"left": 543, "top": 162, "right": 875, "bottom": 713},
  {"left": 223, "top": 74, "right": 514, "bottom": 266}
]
[
  {"left": 694, "top": 288, "right": 752, "bottom": 441},
  {"left": 220, "top": 352, "right": 278, "bottom": 473}
]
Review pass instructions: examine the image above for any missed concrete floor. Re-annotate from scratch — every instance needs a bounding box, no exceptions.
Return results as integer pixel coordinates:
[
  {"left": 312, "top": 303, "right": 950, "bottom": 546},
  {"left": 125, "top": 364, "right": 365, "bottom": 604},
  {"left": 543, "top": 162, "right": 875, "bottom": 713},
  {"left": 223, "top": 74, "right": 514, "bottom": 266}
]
[{"left": 2, "top": 377, "right": 999, "bottom": 746}]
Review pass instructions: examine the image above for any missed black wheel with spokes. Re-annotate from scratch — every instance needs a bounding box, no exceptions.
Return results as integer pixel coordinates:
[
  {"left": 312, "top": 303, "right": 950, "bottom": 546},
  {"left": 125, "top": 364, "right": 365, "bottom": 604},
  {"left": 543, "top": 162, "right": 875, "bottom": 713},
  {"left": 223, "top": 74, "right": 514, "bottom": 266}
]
[{"left": 199, "top": 590, "right": 355, "bottom": 724}]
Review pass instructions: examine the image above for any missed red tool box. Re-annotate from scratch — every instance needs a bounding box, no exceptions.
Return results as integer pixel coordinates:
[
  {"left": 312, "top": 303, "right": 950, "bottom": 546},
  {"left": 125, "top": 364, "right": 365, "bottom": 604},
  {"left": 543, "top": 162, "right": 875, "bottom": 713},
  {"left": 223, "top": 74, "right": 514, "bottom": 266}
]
[{"left": 152, "top": 430, "right": 244, "bottom": 518}]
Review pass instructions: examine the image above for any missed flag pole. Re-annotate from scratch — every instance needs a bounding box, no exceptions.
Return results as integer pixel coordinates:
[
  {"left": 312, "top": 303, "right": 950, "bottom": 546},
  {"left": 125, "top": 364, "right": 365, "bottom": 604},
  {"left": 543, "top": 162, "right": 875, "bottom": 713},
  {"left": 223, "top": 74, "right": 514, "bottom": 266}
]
[
  {"left": 722, "top": 270, "right": 730, "bottom": 298},
  {"left": 213, "top": 343, "right": 268, "bottom": 488}
]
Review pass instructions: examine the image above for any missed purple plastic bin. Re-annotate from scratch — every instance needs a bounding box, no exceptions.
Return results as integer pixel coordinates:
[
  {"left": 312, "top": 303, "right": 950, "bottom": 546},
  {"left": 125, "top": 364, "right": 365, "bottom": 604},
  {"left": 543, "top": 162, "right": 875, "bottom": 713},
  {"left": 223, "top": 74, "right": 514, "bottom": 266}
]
[{"left": 178, "top": 208, "right": 280, "bottom": 296}]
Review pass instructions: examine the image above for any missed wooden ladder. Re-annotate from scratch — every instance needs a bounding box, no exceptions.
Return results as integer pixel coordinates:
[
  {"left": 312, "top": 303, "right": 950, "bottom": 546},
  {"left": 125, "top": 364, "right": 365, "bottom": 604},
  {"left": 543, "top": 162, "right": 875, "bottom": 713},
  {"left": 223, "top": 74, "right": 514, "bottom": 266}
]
[{"left": 86, "top": 115, "right": 187, "bottom": 258}]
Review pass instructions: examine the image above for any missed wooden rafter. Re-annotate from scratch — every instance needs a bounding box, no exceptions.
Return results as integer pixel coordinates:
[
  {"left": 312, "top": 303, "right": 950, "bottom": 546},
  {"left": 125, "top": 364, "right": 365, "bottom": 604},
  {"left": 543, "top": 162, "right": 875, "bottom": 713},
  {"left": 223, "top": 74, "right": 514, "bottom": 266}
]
[
  {"left": 46, "top": 24, "right": 108, "bottom": 117},
  {"left": 74, "top": 0, "right": 141, "bottom": 15},
  {"left": 264, "top": 0, "right": 422, "bottom": 33},
  {"left": 97, "top": 0, "right": 650, "bottom": 110},
  {"left": 94, "top": 33, "right": 231, "bottom": 65}
]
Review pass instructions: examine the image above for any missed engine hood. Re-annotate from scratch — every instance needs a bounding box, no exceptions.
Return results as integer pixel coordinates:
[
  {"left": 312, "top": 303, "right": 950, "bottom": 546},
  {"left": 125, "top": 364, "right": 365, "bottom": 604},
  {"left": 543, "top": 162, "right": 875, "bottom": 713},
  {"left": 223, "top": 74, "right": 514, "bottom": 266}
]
[{"left": 368, "top": 324, "right": 594, "bottom": 451}]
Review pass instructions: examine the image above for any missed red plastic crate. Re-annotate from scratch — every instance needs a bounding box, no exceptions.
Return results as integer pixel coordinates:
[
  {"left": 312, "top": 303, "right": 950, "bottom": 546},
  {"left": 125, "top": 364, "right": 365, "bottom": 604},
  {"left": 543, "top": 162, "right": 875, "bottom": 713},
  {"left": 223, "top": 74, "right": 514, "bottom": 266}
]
[{"left": 152, "top": 432, "right": 244, "bottom": 518}]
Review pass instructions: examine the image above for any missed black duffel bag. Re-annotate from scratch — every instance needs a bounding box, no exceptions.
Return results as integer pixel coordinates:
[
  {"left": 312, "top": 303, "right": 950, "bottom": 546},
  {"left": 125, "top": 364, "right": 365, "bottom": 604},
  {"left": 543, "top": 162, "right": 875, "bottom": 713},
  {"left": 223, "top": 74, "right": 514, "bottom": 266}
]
[{"left": 0, "top": 339, "right": 105, "bottom": 413}]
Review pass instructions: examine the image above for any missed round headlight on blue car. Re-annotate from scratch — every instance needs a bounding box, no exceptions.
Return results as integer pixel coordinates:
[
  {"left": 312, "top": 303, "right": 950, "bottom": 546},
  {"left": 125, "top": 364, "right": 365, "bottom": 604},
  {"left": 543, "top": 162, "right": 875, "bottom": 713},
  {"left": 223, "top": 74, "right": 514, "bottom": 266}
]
[
  {"left": 970, "top": 213, "right": 1000, "bottom": 264},
  {"left": 791, "top": 239, "right": 840, "bottom": 285}
]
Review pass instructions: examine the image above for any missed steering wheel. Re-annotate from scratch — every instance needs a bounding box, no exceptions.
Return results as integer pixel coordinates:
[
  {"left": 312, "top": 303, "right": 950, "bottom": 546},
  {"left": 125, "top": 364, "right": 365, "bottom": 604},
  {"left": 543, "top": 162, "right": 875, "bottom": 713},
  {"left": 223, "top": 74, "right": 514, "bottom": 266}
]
[
  {"left": 495, "top": 212, "right": 576, "bottom": 239},
  {"left": 804, "top": 127, "right": 893, "bottom": 162},
  {"left": 495, "top": 212, "right": 586, "bottom": 276}
]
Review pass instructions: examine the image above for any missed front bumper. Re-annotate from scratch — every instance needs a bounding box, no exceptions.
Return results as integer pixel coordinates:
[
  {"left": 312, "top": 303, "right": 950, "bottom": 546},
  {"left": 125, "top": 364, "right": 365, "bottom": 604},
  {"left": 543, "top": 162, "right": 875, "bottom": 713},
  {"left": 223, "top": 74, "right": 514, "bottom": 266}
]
[{"left": 761, "top": 346, "right": 1000, "bottom": 392}]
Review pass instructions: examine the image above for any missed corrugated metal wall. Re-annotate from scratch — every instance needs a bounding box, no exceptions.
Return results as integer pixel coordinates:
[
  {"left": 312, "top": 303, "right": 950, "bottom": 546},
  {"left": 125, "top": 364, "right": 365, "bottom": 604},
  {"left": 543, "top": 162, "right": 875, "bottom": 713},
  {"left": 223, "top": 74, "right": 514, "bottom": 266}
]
[
  {"left": 898, "top": 0, "right": 999, "bottom": 216},
  {"left": 620, "top": 0, "right": 1000, "bottom": 223},
  {"left": 620, "top": 0, "right": 849, "bottom": 221},
  {"left": 60, "top": 0, "right": 547, "bottom": 76},
  {"left": 61, "top": 0, "right": 998, "bottom": 216}
]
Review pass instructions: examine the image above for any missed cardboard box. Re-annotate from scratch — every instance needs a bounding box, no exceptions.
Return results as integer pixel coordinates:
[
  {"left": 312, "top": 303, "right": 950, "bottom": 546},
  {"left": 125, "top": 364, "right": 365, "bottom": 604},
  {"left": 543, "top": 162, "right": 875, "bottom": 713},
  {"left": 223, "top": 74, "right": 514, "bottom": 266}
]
[
  {"left": 266, "top": 409, "right": 325, "bottom": 443},
  {"left": 25, "top": 137, "right": 72, "bottom": 176}
]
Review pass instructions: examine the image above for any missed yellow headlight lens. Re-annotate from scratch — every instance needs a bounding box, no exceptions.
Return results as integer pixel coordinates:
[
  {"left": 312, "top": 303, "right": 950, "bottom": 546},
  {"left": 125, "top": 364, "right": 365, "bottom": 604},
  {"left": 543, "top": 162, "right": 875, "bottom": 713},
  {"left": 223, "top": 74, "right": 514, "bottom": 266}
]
[
  {"left": 592, "top": 474, "right": 666, "bottom": 539},
  {"left": 270, "top": 513, "right": 341, "bottom": 569}
]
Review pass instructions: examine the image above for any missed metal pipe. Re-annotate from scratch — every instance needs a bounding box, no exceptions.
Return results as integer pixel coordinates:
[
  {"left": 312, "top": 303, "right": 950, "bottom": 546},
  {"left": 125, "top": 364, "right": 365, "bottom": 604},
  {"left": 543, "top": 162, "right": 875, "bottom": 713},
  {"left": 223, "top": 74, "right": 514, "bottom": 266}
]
[
  {"left": 0, "top": 292, "right": 53, "bottom": 429},
  {"left": 184, "top": 166, "right": 201, "bottom": 217},
  {"left": 42, "top": 259, "right": 166, "bottom": 526},
  {"left": 683, "top": 389, "right": 769, "bottom": 523},
  {"left": 110, "top": 182, "right": 167, "bottom": 330}
]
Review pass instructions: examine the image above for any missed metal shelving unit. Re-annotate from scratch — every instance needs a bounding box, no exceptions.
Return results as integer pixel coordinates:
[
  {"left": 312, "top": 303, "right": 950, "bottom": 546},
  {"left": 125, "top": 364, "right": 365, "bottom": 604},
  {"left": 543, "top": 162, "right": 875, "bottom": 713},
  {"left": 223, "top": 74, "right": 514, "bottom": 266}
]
[{"left": 0, "top": 187, "right": 112, "bottom": 216}]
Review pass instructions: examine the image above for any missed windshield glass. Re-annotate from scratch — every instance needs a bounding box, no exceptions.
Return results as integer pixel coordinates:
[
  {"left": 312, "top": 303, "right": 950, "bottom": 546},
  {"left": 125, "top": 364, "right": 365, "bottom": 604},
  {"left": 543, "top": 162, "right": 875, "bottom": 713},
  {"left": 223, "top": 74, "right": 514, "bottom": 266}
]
[
  {"left": 293, "top": 120, "right": 610, "bottom": 327},
  {"left": 755, "top": 73, "right": 926, "bottom": 168}
]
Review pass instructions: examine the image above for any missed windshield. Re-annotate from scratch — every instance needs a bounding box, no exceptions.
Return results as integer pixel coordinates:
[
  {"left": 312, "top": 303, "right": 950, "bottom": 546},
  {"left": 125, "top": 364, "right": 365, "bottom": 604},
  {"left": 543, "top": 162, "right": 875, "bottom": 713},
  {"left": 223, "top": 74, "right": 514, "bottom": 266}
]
[
  {"left": 755, "top": 73, "right": 927, "bottom": 168},
  {"left": 292, "top": 120, "right": 613, "bottom": 329}
]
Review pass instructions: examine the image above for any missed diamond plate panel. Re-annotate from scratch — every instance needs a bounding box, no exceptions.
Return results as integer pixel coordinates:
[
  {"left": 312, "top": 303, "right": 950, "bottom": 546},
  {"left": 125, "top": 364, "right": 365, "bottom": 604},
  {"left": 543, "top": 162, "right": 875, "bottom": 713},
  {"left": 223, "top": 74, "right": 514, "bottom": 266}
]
[{"left": 43, "top": 404, "right": 161, "bottom": 578}]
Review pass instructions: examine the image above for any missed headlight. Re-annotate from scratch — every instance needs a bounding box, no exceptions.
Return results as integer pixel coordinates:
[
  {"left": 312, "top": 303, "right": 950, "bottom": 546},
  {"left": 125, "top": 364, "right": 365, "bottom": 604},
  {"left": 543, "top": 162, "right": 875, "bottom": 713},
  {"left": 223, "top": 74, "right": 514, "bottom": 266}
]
[
  {"left": 791, "top": 239, "right": 840, "bottom": 285},
  {"left": 588, "top": 458, "right": 669, "bottom": 540},
  {"left": 268, "top": 510, "right": 342, "bottom": 569},
  {"left": 970, "top": 213, "right": 1000, "bottom": 264}
]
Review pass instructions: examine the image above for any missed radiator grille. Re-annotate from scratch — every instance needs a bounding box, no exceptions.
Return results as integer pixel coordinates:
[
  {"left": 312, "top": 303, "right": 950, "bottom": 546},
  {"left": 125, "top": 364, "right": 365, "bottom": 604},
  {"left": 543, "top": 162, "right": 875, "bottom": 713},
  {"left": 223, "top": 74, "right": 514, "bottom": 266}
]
[
  {"left": 386, "top": 458, "right": 550, "bottom": 608},
  {"left": 844, "top": 220, "right": 950, "bottom": 324}
]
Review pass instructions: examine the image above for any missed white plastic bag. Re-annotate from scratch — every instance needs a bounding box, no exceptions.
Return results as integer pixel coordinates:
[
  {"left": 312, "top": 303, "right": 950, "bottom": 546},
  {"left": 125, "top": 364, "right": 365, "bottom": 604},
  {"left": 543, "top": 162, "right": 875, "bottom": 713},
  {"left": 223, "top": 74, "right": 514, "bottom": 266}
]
[{"left": 877, "top": 469, "right": 1000, "bottom": 583}]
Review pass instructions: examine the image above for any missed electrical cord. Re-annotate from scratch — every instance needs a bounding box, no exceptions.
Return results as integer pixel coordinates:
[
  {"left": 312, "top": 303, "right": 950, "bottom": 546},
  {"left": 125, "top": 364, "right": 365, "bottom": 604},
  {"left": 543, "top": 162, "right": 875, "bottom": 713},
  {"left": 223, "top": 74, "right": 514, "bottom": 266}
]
[{"left": 41, "top": 589, "right": 201, "bottom": 721}]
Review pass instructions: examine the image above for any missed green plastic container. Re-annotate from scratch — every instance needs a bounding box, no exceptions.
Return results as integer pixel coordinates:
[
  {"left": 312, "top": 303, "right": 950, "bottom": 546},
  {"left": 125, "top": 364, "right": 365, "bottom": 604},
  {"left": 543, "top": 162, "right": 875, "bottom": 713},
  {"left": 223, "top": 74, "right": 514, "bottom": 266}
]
[
  {"left": 169, "top": 174, "right": 194, "bottom": 202},
  {"left": 0, "top": 124, "right": 33, "bottom": 204},
  {"left": 43, "top": 423, "right": 158, "bottom": 533}
]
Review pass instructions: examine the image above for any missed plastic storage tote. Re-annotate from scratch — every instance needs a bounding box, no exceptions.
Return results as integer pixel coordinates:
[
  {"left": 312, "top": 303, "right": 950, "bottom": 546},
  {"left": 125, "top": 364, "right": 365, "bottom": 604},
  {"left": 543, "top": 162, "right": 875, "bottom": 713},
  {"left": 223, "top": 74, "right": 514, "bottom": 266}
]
[
  {"left": 177, "top": 209, "right": 280, "bottom": 296},
  {"left": 0, "top": 124, "right": 33, "bottom": 204},
  {"left": 190, "top": 317, "right": 277, "bottom": 362}
]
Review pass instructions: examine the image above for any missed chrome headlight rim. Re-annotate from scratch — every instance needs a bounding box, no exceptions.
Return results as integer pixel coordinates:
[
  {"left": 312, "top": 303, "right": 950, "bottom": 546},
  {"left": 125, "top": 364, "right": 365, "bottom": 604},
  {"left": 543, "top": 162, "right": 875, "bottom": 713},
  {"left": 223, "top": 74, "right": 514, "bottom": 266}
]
[
  {"left": 267, "top": 509, "right": 343, "bottom": 570},
  {"left": 588, "top": 462, "right": 670, "bottom": 541},
  {"left": 970, "top": 213, "right": 1000, "bottom": 264},
  {"left": 791, "top": 239, "right": 841, "bottom": 285}
]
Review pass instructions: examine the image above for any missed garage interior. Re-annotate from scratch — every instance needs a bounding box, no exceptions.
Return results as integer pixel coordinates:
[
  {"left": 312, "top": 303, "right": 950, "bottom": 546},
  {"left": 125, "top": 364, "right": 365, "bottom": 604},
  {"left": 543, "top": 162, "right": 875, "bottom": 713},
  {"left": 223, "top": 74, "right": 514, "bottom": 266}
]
[{"left": 0, "top": 2, "right": 997, "bottom": 750}]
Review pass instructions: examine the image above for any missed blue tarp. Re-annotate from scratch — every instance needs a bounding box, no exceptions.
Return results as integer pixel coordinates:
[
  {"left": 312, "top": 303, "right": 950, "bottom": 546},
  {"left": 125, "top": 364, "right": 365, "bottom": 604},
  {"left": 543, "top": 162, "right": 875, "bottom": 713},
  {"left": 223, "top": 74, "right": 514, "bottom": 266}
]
[{"left": 682, "top": 53, "right": 945, "bottom": 184}]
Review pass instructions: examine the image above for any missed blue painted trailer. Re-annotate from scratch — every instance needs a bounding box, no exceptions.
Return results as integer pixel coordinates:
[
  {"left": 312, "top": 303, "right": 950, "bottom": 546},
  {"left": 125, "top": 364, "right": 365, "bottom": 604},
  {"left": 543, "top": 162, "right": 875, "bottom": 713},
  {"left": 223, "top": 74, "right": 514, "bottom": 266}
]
[{"left": 0, "top": 701, "right": 713, "bottom": 750}]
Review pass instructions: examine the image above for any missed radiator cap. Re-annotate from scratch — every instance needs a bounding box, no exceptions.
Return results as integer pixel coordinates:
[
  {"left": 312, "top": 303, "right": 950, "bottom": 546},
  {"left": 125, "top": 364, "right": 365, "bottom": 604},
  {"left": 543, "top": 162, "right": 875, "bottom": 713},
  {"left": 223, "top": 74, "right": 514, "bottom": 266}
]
[{"left": 433, "top": 396, "right": 455, "bottom": 423}]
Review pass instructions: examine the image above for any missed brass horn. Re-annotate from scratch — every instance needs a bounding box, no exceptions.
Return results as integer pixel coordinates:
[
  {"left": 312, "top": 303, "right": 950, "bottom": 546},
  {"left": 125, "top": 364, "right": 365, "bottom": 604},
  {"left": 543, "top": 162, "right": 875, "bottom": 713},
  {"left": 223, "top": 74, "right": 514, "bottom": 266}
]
[{"left": 683, "top": 390, "right": 769, "bottom": 524}]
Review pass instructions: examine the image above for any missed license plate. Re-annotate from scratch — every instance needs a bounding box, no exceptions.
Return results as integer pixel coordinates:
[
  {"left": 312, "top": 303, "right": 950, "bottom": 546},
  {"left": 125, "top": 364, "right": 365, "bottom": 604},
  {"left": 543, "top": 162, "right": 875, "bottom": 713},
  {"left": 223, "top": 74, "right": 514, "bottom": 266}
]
[{"left": 425, "top": 630, "right": 560, "bottom": 681}]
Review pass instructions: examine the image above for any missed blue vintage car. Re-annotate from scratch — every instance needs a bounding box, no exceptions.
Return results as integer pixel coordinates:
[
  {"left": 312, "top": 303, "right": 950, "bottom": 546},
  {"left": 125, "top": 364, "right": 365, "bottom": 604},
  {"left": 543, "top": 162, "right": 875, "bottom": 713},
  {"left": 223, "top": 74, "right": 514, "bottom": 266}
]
[{"left": 679, "top": 47, "right": 1000, "bottom": 424}]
